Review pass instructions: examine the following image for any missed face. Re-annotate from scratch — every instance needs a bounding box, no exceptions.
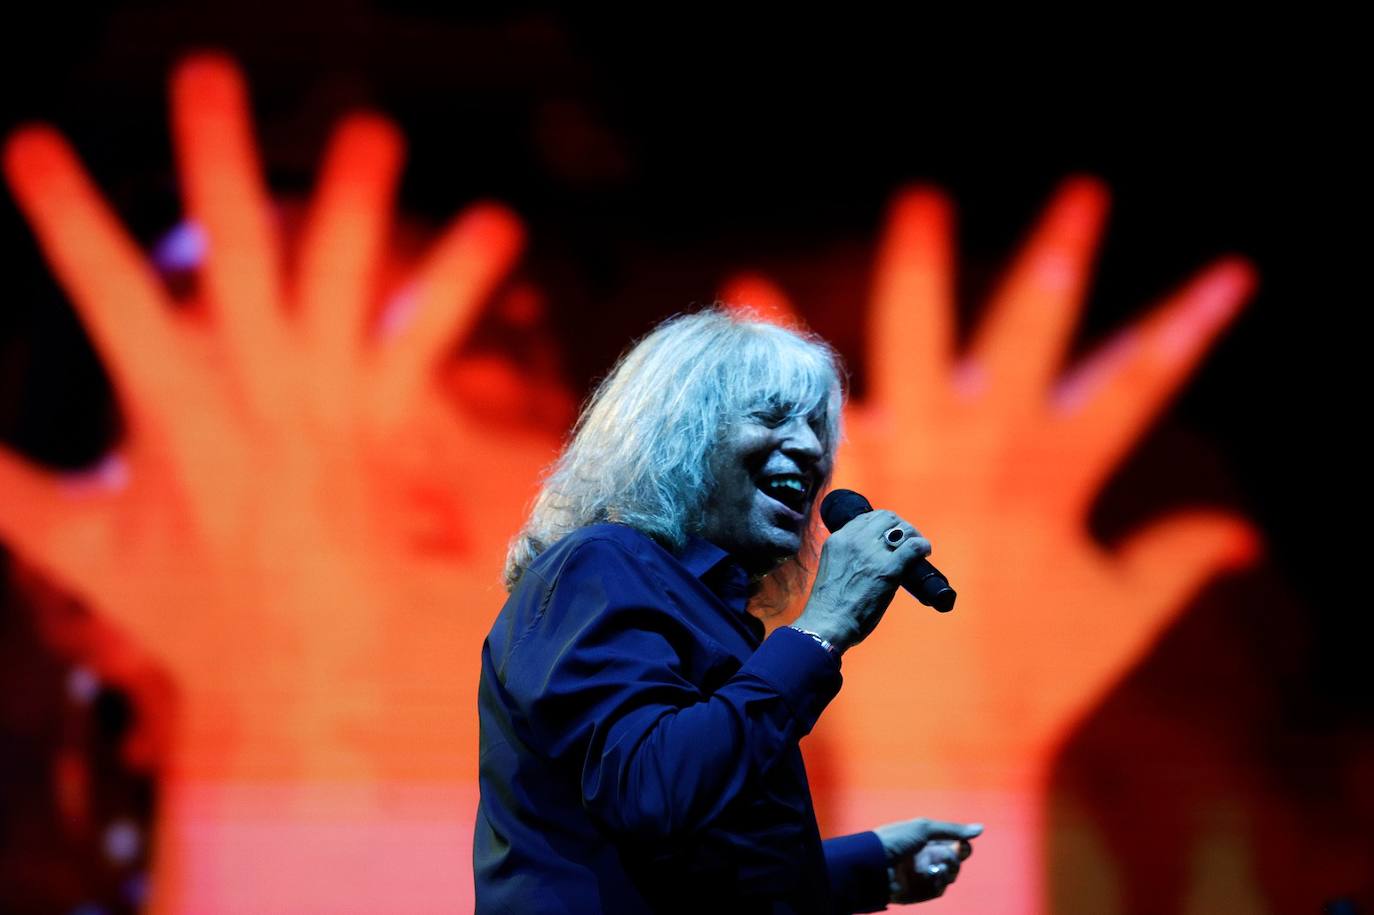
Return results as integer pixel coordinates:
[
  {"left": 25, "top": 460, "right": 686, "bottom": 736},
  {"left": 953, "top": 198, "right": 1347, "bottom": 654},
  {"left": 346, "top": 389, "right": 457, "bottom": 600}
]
[{"left": 699, "top": 404, "right": 832, "bottom": 577}]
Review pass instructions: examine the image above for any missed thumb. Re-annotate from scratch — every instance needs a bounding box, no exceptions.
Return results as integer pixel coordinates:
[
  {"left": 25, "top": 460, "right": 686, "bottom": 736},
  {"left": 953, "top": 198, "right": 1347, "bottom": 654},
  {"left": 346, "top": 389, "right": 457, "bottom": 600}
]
[
  {"left": 1029, "top": 509, "right": 1262, "bottom": 733},
  {"left": 876, "top": 819, "right": 985, "bottom": 856},
  {"left": 924, "top": 820, "right": 984, "bottom": 842},
  {"left": 910, "top": 819, "right": 984, "bottom": 844},
  {"left": 1119, "top": 509, "right": 1260, "bottom": 612}
]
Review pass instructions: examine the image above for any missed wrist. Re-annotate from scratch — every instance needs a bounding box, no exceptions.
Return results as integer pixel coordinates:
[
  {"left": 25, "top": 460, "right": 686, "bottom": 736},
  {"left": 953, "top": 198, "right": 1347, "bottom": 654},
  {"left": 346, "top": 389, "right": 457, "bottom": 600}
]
[
  {"left": 788, "top": 625, "right": 843, "bottom": 661},
  {"left": 790, "top": 610, "right": 853, "bottom": 653}
]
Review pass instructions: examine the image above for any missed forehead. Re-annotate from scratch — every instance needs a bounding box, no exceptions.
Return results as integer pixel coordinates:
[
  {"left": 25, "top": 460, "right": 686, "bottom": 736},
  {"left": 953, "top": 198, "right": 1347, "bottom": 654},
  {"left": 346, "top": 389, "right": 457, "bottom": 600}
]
[
  {"left": 736, "top": 382, "right": 838, "bottom": 422},
  {"left": 718, "top": 386, "right": 839, "bottom": 453}
]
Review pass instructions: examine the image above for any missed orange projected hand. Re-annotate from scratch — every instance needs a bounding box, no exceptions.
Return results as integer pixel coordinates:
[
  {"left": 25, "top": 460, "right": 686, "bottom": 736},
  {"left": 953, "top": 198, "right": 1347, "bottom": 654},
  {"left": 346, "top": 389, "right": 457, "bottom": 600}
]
[
  {"left": 0, "top": 54, "right": 562, "bottom": 785},
  {"left": 724, "top": 178, "right": 1259, "bottom": 786}
]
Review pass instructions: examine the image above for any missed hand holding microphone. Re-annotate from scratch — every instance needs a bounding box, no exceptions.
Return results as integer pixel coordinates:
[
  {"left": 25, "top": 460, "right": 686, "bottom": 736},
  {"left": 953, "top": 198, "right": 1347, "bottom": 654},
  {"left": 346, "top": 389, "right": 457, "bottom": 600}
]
[
  {"left": 791, "top": 489, "right": 955, "bottom": 654},
  {"left": 820, "top": 489, "right": 956, "bottom": 613}
]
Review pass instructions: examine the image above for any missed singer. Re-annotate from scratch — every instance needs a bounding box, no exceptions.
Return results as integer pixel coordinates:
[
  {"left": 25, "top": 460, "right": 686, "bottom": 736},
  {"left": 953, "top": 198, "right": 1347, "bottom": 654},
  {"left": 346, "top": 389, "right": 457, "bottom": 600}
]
[{"left": 474, "top": 309, "right": 981, "bottom": 913}]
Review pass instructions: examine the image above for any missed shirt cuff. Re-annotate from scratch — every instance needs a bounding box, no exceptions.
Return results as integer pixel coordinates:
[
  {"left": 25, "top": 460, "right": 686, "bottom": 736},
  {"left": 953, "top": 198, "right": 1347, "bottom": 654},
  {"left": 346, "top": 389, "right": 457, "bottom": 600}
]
[
  {"left": 742, "top": 625, "right": 843, "bottom": 734},
  {"left": 823, "top": 830, "right": 890, "bottom": 913},
  {"left": 789, "top": 625, "right": 843, "bottom": 663}
]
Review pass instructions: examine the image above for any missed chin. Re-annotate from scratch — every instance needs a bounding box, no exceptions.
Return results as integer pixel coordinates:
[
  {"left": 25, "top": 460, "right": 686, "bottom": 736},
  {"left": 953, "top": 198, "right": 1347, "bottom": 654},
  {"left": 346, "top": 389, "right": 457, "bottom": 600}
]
[
  {"left": 764, "top": 537, "right": 803, "bottom": 570},
  {"left": 736, "top": 541, "right": 797, "bottom": 578}
]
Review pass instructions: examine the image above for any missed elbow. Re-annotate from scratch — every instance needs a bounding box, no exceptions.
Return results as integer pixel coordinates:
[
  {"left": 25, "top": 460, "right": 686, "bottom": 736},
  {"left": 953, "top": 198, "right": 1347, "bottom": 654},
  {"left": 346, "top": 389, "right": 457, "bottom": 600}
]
[
  {"left": 583, "top": 734, "right": 723, "bottom": 842},
  {"left": 580, "top": 702, "right": 748, "bottom": 842},
  {"left": 583, "top": 757, "right": 687, "bottom": 842}
]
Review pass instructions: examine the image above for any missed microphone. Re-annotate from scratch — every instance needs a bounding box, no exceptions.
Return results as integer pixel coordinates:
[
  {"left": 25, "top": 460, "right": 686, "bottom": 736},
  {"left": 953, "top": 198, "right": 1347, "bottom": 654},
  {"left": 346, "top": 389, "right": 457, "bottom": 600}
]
[{"left": 820, "top": 489, "right": 957, "bottom": 613}]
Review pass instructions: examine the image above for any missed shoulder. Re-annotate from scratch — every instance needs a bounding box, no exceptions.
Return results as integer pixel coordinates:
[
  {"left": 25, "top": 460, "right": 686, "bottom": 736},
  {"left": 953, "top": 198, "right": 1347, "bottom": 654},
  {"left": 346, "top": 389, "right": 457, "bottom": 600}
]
[
  {"left": 501, "top": 525, "right": 687, "bottom": 665},
  {"left": 528, "top": 523, "right": 676, "bottom": 586}
]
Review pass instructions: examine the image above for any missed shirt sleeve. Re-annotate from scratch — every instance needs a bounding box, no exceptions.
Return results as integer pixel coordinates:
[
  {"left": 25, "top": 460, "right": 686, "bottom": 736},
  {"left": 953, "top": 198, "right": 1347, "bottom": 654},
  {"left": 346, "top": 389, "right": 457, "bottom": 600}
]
[
  {"left": 823, "top": 831, "right": 890, "bottom": 913},
  {"left": 496, "top": 536, "right": 843, "bottom": 843}
]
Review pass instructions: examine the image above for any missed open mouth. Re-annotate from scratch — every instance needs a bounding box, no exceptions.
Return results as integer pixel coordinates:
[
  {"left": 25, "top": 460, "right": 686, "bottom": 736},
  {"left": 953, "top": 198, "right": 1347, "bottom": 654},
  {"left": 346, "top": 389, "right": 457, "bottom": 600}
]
[{"left": 756, "top": 473, "right": 811, "bottom": 514}]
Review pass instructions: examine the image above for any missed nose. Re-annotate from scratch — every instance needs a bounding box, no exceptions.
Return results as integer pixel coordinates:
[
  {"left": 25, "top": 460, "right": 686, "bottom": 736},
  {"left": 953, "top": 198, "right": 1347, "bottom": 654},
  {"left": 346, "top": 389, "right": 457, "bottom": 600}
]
[{"left": 777, "top": 415, "right": 824, "bottom": 465}]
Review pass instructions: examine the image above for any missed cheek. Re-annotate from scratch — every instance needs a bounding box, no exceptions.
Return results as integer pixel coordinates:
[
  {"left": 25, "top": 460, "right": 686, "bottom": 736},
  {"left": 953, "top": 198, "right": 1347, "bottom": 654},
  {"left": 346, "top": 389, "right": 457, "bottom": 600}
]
[{"left": 729, "top": 475, "right": 762, "bottom": 511}]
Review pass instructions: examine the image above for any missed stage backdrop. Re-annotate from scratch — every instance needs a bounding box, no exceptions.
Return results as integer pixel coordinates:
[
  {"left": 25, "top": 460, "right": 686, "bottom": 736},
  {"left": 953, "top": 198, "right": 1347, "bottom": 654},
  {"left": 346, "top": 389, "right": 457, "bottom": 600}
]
[{"left": 1, "top": 11, "right": 1366, "bottom": 915}]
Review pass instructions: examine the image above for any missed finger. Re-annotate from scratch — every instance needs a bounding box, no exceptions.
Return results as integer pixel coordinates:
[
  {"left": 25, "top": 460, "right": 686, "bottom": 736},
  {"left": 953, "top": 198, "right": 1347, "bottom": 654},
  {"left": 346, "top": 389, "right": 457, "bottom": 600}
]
[
  {"left": 0, "top": 448, "right": 134, "bottom": 628},
  {"left": 894, "top": 532, "right": 932, "bottom": 562},
  {"left": 869, "top": 186, "right": 956, "bottom": 424},
  {"left": 2, "top": 127, "right": 202, "bottom": 428},
  {"left": 1055, "top": 510, "right": 1259, "bottom": 709},
  {"left": 922, "top": 858, "right": 956, "bottom": 891},
  {"left": 0, "top": 447, "right": 89, "bottom": 563},
  {"left": 912, "top": 843, "right": 963, "bottom": 897},
  {"left": 1037, "top": 509, "right": 1259, "bottom": 722},
  {"left": 930, "top": 854, "right": 961, "bottom": 881},
  {"left": 297, "top": 113, "right": 404, "bottom": 415},
  {"left": 871, "top": 514, "right": 923, "bottom": 552},
  {"left": 1120, "top": 508, "right": 1260, "bottom": 615},
  {"left": 916, "top": 819, "right": 985, "bottom": 842},
  {"left": 926, "top": 840, "right": 964, "bottom": 867},
  {"left": 885, "top": 513, "right": 925, "bottom": 541},
  {"left": 842, "top": 508, "right": 899, "bottom": 538},
  {"left": 718, "top": 272, "right": 804, "bottom": 327},
  {"left": 968, "top": 176, "right": 1109, "bottom": 409},
  {"left": 1055, "top": 257, "right": 1255, "bottom": 511},
  {"left": 876, "top": 514, "right": 924, "bottom": 543},
  {"left": 371, "top": 201, "right": 523, "bottom": 427},
  {"left": 171, "top": 53, "right": 290, "bottom": 424}
]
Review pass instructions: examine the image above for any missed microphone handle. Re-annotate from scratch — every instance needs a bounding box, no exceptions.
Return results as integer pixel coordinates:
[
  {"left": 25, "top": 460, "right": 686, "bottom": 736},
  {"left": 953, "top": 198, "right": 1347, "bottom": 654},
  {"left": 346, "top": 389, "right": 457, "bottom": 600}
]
[
  {"left": 906, "top": 558, "right": 956, "bottom": 613},
  {"left": 820, "top": 488, "right": 957, "bottom": 613}
]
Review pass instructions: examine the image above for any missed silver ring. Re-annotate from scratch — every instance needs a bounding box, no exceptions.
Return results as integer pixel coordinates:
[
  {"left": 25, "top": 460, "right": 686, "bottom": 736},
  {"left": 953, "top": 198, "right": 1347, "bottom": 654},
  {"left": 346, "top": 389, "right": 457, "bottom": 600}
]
[
  {"left": 883, "top": 526, "right": 907, "bottom": 549},
  {"left": 926, "top": 862, "right": 949, "bottom": 879}
]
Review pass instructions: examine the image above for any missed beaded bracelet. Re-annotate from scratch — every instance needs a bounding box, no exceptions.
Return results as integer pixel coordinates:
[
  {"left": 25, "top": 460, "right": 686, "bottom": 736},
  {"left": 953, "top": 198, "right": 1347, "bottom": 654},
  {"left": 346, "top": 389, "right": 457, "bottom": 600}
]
[{"left": 788, "top": 626, "right": 842, "bottom": 662}]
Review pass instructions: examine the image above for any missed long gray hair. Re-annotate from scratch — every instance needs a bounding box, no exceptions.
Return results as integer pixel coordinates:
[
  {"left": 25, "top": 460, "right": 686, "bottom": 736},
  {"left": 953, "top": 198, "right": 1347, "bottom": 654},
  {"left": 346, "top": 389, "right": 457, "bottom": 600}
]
[{"left": 503, "top": 307, "right": 845, "bottom": 592}]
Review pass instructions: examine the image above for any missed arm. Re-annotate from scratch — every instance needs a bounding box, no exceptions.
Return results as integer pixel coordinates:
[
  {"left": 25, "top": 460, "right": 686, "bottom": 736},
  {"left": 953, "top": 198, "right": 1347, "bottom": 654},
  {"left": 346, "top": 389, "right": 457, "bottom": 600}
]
[
  {"left": 823, "top": 831, "right": 891, "bottom": 914},
  {"left": 499, "top": 536, "right": 843, "bottom": 841},
  {"left": 820, "top": 821, "right": 983, "bottom": 912}
]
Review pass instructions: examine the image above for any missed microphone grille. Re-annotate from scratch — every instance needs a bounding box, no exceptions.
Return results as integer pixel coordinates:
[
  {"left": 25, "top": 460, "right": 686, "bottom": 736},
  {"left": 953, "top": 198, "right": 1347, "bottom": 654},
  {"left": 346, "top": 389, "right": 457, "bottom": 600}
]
[{"left": 820, "top": 489, "right": 873, "bottom": 532}]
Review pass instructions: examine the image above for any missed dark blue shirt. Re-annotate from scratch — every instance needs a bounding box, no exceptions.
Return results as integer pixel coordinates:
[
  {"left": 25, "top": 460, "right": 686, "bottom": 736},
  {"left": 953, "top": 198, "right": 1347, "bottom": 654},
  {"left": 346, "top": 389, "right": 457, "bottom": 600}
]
[{"left": 474, "top": 523, "right": 889, "bottom": 913}]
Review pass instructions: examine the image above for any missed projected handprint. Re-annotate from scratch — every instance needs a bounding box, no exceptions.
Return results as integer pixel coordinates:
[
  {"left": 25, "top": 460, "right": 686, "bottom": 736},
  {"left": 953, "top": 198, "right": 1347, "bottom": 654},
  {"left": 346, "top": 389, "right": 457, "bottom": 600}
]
[
  {"left": 723, "top": 179, "right": 1258, "bottom": 913},
  {"left": 2, "top": 55, "right": 562, "bottom": 912}
]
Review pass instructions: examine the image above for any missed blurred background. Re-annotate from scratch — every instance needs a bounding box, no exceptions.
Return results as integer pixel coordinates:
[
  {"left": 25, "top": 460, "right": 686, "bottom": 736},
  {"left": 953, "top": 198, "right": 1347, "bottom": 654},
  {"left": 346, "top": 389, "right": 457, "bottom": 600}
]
[{"left": 0, "top": 5, "right": 1366, "bottom": 913}]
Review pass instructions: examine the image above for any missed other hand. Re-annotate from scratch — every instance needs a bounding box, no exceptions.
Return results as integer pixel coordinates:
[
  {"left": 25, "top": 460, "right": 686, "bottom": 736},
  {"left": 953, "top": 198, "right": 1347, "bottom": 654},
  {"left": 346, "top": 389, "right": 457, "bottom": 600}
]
[{"left": 874, "top": 817, "right": 982, "bottom": 904}]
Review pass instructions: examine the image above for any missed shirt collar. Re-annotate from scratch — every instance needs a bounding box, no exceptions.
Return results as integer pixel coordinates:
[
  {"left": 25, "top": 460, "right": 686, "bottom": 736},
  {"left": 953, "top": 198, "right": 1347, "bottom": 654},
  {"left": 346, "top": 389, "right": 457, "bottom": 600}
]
[
  {"left": 678, "top": 535, "right": 735, "bottom": 580},
  {"left": 679, "top": 535, "right": 759, "bottom": 623}
]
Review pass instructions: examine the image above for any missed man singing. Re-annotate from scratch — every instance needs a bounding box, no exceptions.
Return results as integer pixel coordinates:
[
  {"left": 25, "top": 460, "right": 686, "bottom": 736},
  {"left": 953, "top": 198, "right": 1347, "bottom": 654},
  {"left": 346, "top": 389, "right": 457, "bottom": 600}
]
[{"left": 474, "top": 309, "right": 981, "bottom": 913}]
